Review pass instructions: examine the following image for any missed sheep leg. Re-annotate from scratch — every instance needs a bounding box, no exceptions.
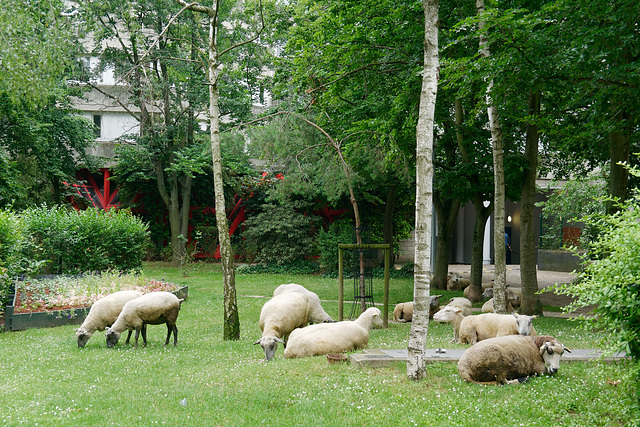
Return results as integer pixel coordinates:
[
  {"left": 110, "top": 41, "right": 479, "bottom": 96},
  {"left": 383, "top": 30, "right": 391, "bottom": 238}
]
[
  {"left": 134, "top": 326, "right": 142, "bottom": 349},
  {"left": 124, "top": 329, "right": 133, "bottom": 345},
  {"left": 164, "top": 322, "right": 177, "bottom": 346},
  {"left": 141, "top": 324, "right": 148, "bottom": 347}
]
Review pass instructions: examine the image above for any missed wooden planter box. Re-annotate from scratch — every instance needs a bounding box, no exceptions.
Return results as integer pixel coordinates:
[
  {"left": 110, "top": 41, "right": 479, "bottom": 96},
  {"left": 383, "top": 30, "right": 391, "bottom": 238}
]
[{"left": 3, "top": 285, "right": 188, "bottom": 332}]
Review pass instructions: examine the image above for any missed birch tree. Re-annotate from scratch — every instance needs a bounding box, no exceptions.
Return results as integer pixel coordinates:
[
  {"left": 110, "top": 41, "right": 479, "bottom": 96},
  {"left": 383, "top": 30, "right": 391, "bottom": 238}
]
[
  {"left": 407, "top": 0, "right": 438, "bottom": 381},
  {"left": 476, "top": 0, "right": 506, "bottom": 314}
]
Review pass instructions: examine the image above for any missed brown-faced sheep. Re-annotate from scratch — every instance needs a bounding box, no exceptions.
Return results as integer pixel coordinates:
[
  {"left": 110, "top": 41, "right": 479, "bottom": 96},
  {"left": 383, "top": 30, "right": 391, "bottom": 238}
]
[
  {"left": 272, "top": 283, "right": 334, "bottom": 323},
  {"left": 284, "top": 307, "right": 382, "bottom": 358},
  {"left": 457, "top": 334, "right": 571, "bottom": 385},
  {"left": 458, "top": 313, "right": 537, "bottom": 345},
  {"left": 75, "top": 290, "right": 142, "bottom": 348},
  {"left": 481, "top": 288, "right": 521, "bottom": 313},
  {"left": 105, "top": 292, "right": 184, "bottom": 348},
  {"left": 254, "top": 291, "right": 311, "bottom": 361},
  {"left": 447, "top": 273, "right": 470, "bottom": 291},
  {"left": 393, "top": 295, "right": 442, "bottom": 322}
]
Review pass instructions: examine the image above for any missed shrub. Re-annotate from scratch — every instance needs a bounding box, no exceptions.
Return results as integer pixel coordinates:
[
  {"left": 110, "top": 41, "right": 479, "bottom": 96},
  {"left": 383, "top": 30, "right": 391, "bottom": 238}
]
[
  {"left": 240, "top": 202, "right": 318, "bottom": 265},
  {"left": 236, "top": 259, "right": 319, "bottom": 275},
  {"left": 317, "top": 219, "right": 354, "bottom": 274},
  {"left": 555, "top": 174, "right": 640, "bottom": 418},
  {"left": 19, "top": 206, "right": 150, "bottom": 275}
]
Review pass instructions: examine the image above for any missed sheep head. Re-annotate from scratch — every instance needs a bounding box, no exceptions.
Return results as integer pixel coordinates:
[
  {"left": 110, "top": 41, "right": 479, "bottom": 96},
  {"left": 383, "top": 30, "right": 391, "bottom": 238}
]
[
  {"left": 105, "top": 327, "right": 122, "bottom": 348},
  {"left": 254, "top": 336, "right": 284, "bottom": 361},
  {"left": 539, "top": 339, "right": 571, "bottom": 375},
  {"left": 513, "top": 314, "right": 537, "bottom": 336},
  {"left": 75, "top": 327, "right": 92, "bottom": 348}
]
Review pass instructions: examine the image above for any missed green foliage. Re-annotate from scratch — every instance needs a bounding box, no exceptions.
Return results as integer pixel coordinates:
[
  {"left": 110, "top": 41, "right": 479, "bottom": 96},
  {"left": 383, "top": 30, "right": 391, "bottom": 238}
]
[
  {"left": 240, "top": 201, "right": 319, "bottom": 265},
  {"left": 236, "top": 259, "right": 319, "bottom": 275},
  {"left": 538, "top": 176, "right": 607, "bottom": 249},
  {"left": 18, "top": 206, "right": 150, "bottom": 275},
  {"left": 555, "top": 169, "right": 640, "bottom": 414},
  {"left": 317, "top": 219, "right": 355, "bottom": 274}
]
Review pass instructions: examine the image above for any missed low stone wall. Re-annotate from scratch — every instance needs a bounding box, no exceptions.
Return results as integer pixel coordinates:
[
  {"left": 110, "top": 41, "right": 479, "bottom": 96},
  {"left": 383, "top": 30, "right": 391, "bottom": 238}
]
[{"left": 537, "top": 249, "right": 583, "bottom": 273}]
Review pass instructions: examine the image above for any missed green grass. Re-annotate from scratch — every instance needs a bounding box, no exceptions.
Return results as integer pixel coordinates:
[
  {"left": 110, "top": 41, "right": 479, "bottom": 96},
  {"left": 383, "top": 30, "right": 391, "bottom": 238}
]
[{"left": 0, "top": 262, "right": 636, "bottom": 426}]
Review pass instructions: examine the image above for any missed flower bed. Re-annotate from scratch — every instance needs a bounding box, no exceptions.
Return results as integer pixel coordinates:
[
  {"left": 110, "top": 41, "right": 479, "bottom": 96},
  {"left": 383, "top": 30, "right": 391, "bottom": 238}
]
[{"left": 3, "top": 272, "right": 187, "bottom": 332}]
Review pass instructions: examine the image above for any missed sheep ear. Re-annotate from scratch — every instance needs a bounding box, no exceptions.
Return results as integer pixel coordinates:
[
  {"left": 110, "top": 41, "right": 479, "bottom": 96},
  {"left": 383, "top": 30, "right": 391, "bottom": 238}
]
[
  {"left": 563, "top": 345, "right": 572, "bottom": 353},
  {"left": 253, "top": 339, "right": 262, "bottom": 345},
  {"left": 275, "top": 338, "right": 284, "bottom": 344},
  {"left": 539, "top": 343, "right": 548, "bottom": 356}
]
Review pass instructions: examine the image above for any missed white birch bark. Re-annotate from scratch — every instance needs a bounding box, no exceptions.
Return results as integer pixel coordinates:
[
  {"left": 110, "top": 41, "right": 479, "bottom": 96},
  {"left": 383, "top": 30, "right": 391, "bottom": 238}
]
[
  {"left": 407, "top": 0, "right": 439, "bottom": 381},
  {"left": 476, "top": 0, "right": 506, "bottom": 313}
]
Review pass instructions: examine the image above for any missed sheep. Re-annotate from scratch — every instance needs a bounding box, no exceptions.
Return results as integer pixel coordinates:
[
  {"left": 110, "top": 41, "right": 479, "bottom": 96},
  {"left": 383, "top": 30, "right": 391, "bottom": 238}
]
[
  {"left": 393, "top": 295, "right": 442, "bottom": 322},
  {"left": 75, "top": 290, "right": 142, "bottom": 348},
  {"left": 458, "top": 313, "right": 537, "bottom": 345},
  {"left": 447, "top": 297, "right": 473, "bottom": 316},
  {"left": 272, "top": 283, "right": 334, "bottom": 323},
  {"left": 447, "top": 273, "right": 470, "bottom": 291},
  {"left": 433, "top": 305, "right": 465, "bottom": 343},
  {"left": 105, "top": 291, "right": 184, "bottom": 348},
  {"left": 254, "top": 291, "right": 311, "bottom": 361},
  {"left": 481, "top": 288, "right": 521, "bottom": 312},
  {"left": 284, "top": 307, "right": 382, "bottom": 358},
  {"left": 482, "top": 286, "right": 522, "bottom": 306},
  {"left": 457, "top": 334, "right": 571, "bottom": 385}
]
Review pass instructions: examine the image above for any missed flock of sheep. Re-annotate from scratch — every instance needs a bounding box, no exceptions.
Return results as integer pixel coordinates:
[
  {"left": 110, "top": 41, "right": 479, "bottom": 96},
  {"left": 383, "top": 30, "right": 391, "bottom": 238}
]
[
  {"left": 395, "top": 272, "right": 571, "bottom": 385},
  {"left": 73, "top": 273, "right": 570, "bottom": 386}
]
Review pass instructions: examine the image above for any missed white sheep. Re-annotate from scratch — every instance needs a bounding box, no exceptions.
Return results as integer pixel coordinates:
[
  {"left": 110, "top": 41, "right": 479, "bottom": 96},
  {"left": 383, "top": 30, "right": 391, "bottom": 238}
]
[
  {"left": 284, "top": 307, "right": 382, "bottom": 358},
  {"left": 457, "top": 334, "right": 571, "bottom": 385},
  {"left": 433, "top": 305, "right": 465, "bottom": 343},
  {"left": 105, "top": 291, "right": 184, "bottom": 348},
  {"left": 482, "top": 286, "right": 522, "bottom": 306},
  {"left": 272, "top": 283, "right": 334, "bottom": 323},
  {"left": 481, "top": 288, "right": 521, "bottom": 313},
  {"left": 458, "top": 313, "right": 537, "bottom": 345},
  {"left": 254, "top": 291, "right": 310, "bottom": 361},
  {"left": 393, "top": 295, "right": 442, "bottom": 322},
  {"left": 447, "top": 297, "right": 473, "bottom": 316},
  {"left": 447, "top": 273, "right": 470, "bottom": 291},
  {"left": 75, "top": 290, "right": 142, "bottom": 348}
]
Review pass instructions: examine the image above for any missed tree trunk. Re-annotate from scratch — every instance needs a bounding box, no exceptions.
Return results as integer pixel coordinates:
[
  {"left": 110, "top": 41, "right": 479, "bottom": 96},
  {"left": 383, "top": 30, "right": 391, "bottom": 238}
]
[
  {"left": 407, "top": 0, "right": 438, "bottom": 382},
  {"left": 477, "top": 0, "right": 506, "bottom": 314},
  {"left": 607, "top": 110, "right": 630, "bottom": 215},
  {"left": 520, "top": 89, "right": 542, "bottom": 315},
  {"left": 468, "top": 196, "right": 492, "bottom": 302},
  {"left": 383, "top": 185, "right": 396, "bottom": 254},
  {"left": 432, "top": 197, "right": 461, "bottom": 290}
]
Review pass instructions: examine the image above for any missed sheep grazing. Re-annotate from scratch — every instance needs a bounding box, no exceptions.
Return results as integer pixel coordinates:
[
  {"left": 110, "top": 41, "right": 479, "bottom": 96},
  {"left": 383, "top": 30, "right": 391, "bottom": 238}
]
[
  {"left": 458, "top": 313, "right": 537, "bottom": 345},
  {"left": 447, "top": 297, "right": 473, "bottom": 316},
  {"left": 433, "top": 305, "right": 465, "bottom": 343},
  {"left": 393, "top": 295, "right": 442, "bottom": 322},
  {"left": 284, "top": 307, "right": 382, "bottom": 358},
  {"left": 272, "top": 283, "right": 334, "bottom": 323},
  {"left": 457, "top": 334, "right": 571, "bottom": 385},
  {"left": 254, "top": 291, "right": 311, "bottom": 361},
  {"left": 105, "top": 291, "right": 184, "bottom": 348},
  {"left": 75, "top": 290, "right": 142, "bottom": 348}
]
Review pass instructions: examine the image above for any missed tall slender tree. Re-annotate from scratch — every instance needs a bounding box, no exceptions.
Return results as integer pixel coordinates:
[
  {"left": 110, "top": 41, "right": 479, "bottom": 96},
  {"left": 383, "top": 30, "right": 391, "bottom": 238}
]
[{"left": 407, "top": 0, "right": 438, "bottom": 381}]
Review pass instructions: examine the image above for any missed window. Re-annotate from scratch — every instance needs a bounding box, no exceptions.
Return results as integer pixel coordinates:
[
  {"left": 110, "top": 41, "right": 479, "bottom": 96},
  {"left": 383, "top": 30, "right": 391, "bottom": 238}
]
[{"left": 93, "top": 114, "right": 101, "bottom": 138}]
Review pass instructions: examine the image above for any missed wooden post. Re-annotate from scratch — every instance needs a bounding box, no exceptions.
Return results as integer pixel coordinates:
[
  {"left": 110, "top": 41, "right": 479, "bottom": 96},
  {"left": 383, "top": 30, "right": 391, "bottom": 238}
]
[{"left": 338, "top": 247, "right": 344, "bottom": 321}]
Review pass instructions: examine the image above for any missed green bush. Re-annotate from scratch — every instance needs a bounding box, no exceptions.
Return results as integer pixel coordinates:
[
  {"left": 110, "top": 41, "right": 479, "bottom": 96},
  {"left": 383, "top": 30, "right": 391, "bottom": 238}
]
[
  {"left": 236, "top": 259, "right": 319, "bottom": 275},
  {"left": 19, "top": 206, "right": 150, "bottom": 275},
  {"left": 317, "top": 218, "right": 354, "bottom": 274},
  {"left": 0, "top": 210, "right": 21, "bottom": 306},
  {"left": 556, "top": 179, "right": 640, "bottom": 417},
  {"left": 240, "top": 202, "right": 318, "bottom": 265}
]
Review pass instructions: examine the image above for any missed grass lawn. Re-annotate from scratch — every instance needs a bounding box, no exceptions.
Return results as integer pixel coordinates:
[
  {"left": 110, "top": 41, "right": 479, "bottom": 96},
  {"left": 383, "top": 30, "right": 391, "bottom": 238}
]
[{"left": 0, "top": 262, "right": 635, "bottom": 426}]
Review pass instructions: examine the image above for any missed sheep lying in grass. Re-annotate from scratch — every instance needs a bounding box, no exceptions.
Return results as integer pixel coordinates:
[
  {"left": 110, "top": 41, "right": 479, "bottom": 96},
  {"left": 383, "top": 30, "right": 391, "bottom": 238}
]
[
  {"left": 284, "top": 307, "right": 382, "bottom": 358},
  {"left": 433, "top": 305, "right": 466, "bottom": 343},
  {"left": 447, "top": 297, "right": 473, "bottom": 316},
  {"left": 105, "top": 292, "right": 184, "bottom": 348},
  {"left": 254, "top": 291, "right": 311, "bottom": 361},
  {"left": 272, "top": 283, "right": 334, "bottom": 323},
  {"left": 75, "top": 290, "right": 142, "bottom": 348},
  {"left": 482, "top": 286, "right": 522, "bottom": 304},
  {"left": 393, "top": 295, "right": 442, "bottom": 322},
  {"left": 482, "top": 287, "right": 521, "bottom": 313},
  {"left": 457, "top": 335, "right": 571, "bottom": 385},
  {"left": 447, "top": 273, "right": 470, "bottom": 291},
  {"left": 458, "top": 313, "right": 537, "bottom": 345}
]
